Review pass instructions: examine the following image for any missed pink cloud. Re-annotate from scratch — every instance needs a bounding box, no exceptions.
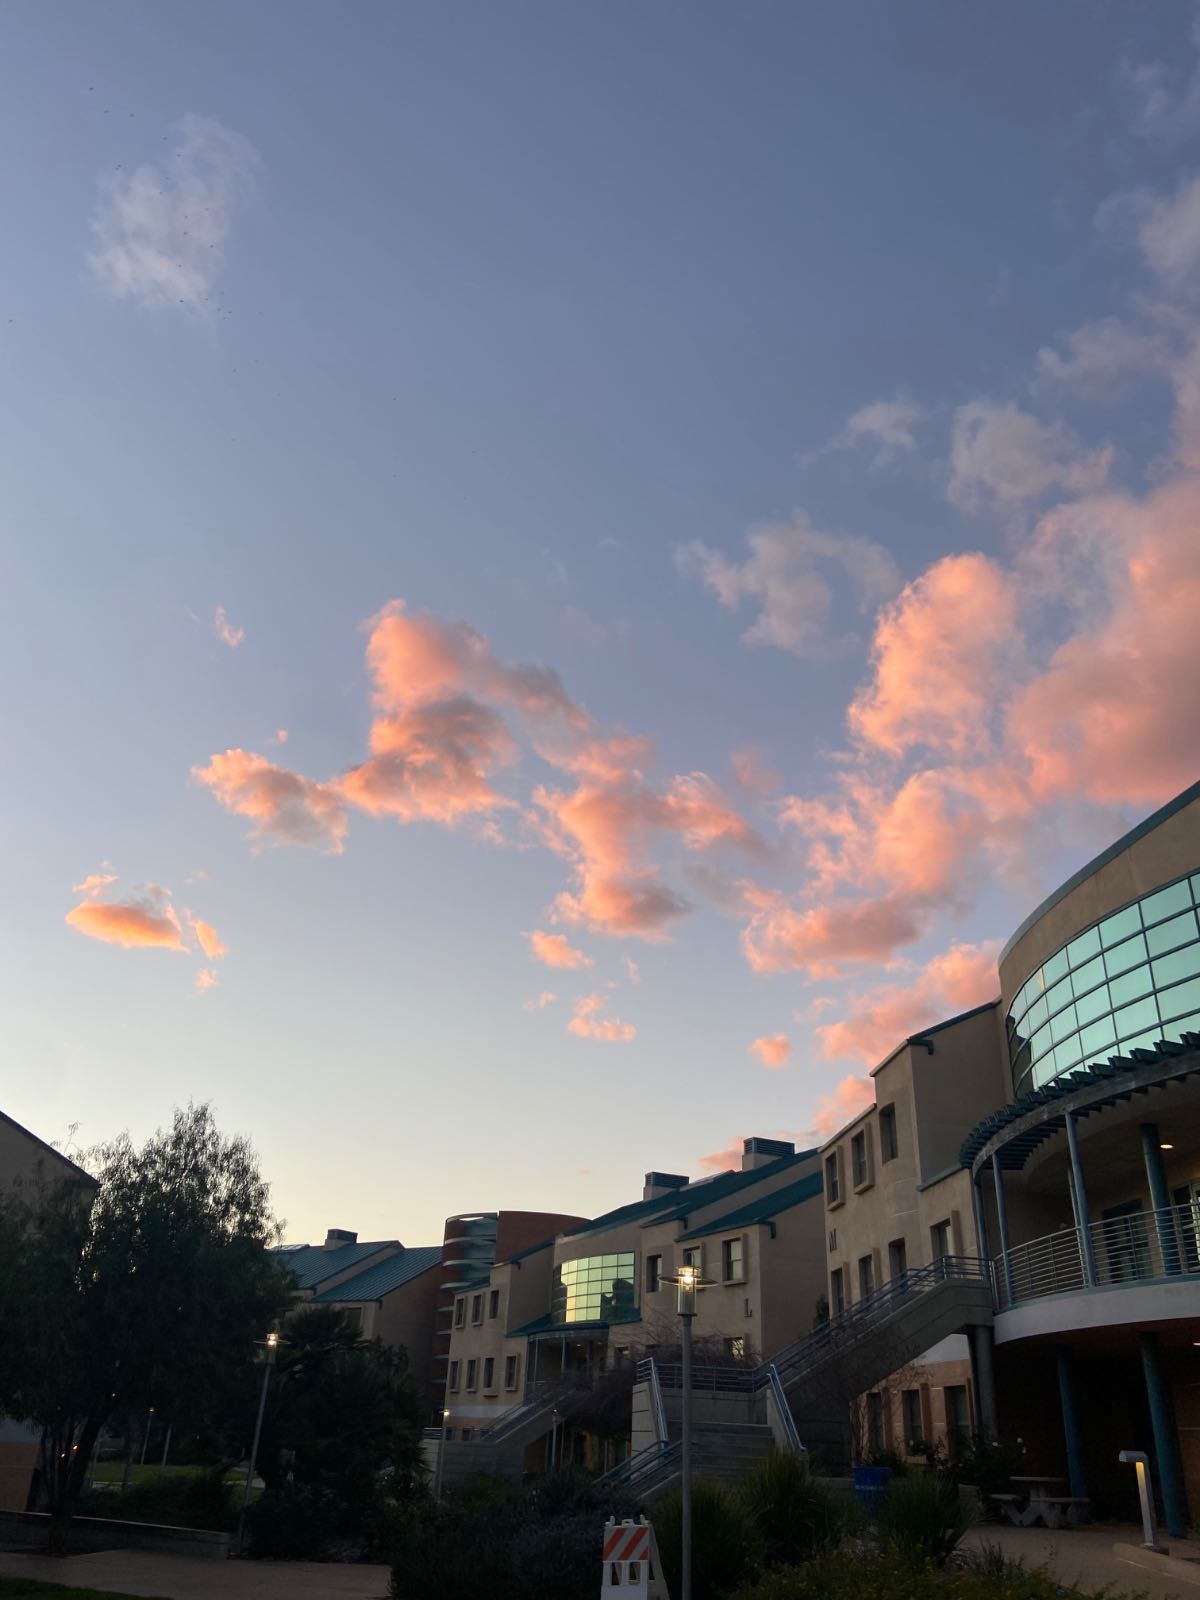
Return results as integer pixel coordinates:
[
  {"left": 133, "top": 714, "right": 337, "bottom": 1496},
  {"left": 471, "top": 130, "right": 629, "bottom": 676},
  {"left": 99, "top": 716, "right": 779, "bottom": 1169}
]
[
  {"left": 815, "top": 942, "right": 999, "bottom": 1068},
  {"left": 340, "top": 696, "right": 517, "bottom": 824},
  {"left": 195, "top": 967, "right": 219, "bottom": 992},
  {"left": 697, "top": 1137, "right": 746, "bottom": 1174},
  {"left": 188, "top": 915, "right": 228, "bottom": 960},
  {"left": 812, "top": 1075, "right": 875, "bottom": 1138},
  {"left": 522, "top": 991, "right": 557, "bottom": 1011},
  {"left": 193, "top": 749, "right": 348, "bottom": 852},
  {"left": 72, "top": 870, "right": 117, "bottom": 897},
  {"left": 66, "top": 884, "right": 186, "bottom": 952},
  {"left": 750, "top": 1034, "right": 791, "bottom": 1068},
  {"left": 213, "top": 605, "right": 245, "bottom": 649},
  {"left": 730, "top": 745, "right": 782, "bottom": 797},
  {"left": 567, "top": 992, "right": 636, "bottom": 1043},
  {"left": 527, "top": 929, "right": 593, "bottom": 969},
  {"left": 739, "top": 883, "right": 923, "bottom": 977}
]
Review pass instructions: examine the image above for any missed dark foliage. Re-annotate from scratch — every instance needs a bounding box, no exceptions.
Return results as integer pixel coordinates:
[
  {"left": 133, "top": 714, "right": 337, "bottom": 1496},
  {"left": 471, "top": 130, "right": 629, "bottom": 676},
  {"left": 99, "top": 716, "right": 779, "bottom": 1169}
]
[
  {"left": 653, "top": 1480, "right": 760, "bottom": 1600},
  {"left": 74, "top": 1468, "right": 237, "bottom": 1532}
]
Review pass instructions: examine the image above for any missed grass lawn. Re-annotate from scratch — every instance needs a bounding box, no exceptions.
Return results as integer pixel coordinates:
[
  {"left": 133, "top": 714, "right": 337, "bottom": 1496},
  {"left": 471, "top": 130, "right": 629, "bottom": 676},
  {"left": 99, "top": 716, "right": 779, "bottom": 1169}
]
[
  {"left": 0, "top": 1581, "right": 168, "bottom": 1600},
  {"left": 89, "top": 1463, "right": 244, "bottom": 1488}
]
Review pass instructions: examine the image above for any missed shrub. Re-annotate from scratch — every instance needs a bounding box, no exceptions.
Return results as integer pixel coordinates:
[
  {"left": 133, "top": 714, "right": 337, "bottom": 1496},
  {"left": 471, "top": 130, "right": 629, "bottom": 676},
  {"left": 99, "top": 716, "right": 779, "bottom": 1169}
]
[
  {"left": 654, "top": 1480, "right": 759, "bottom": 1600},
  {"left": 247, "top": 1481, "right": 341, "bottom": 1559},
  {"left": 732, "top": 1549, "right": 1141, "bottom": 1600},
  {"left": 75, "top": 1468, "right": 236, "bottom": 1532},
  {"left": 876, "top": 1472, "right": 974, "bottom": 1566},
  {"left": 738, "top": 1452, "right": 850, "bottom": 1567}
]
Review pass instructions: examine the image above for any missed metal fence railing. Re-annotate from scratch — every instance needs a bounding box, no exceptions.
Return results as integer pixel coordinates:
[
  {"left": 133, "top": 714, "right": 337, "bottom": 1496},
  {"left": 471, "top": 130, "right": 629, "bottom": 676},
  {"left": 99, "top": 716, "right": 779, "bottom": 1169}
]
[{"left": 993, "top": 1201, "right": 1200, "bottom": 1310}]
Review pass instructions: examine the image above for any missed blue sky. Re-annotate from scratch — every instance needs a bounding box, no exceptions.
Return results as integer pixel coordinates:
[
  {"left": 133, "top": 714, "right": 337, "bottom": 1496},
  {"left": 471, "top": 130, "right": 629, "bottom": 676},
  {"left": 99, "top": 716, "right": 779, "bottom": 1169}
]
[{"left": 4, "top": 2, "right": 1200, "bottom": 1246}]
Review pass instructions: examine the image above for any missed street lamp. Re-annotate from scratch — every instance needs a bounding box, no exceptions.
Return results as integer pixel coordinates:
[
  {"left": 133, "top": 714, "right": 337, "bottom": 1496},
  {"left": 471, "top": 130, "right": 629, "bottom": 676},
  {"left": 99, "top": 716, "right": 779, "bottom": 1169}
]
[
  {"left": 666, "top": 1261, "right": 710, "bottom": 1600},
  {"left": 236, "top": 1331, "right": 280, "bottom": 1557},
  {"left": 434, "top": 1407, "right": 451, "bottom": 1500}
]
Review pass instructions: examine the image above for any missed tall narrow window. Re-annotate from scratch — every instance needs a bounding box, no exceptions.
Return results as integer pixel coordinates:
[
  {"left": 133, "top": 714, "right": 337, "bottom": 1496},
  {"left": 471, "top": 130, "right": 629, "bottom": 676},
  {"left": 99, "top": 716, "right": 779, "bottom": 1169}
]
[
  {"left": 879, "top": 1105, "right": 898, "bottom": 1162},
  {"left": 646, "top": 1254, "right": 662, "bottom": 1294},
  {"left": 825, "top": 1153, "right": 841, "bottom": 1205},
  {"left": 722, "top": 1237, "right": 744, "bottom": 1282},
  {"left": 903, "top": 1388, "right": 924, "bottom": 1451},
  {"left": 488, "top": 1288, "right": 500, "bottom": 1319},
  {"left": 888, "top": 1238, "right": 907, "bottom": 1281},
  {"left": 867, "top": 1391, "right": 884, "bottom": 1453},
  {"left": 449, "top": 1360, "right": 460, "bottom": 1393},
  {"left": 483, "top": 1357, "right": 495, "bottom": 1390},
  {"left": 851, "top": 1130, "right": 870, "bottom": 1188},
  {"left": 858, "top": 1254, "right": 875, "bottom": 1299},
  {"left": 454, "top": 1297, "right": 465, "bottom": 1329},
  {"left": 930, "top": 1220, "right": 952, "bottom": 1262},
  {"left": 471, "top": 1293, "right": 483, "bottom": 1325},
  {"left": 466, "top": 1359, "right": 478, "bottom": 1392},
  {"left": 830, "top": 1267, "right": 845, "bottom": 1316},
  {"left": 504, "top": 1354, "right": 519, "bottom": 1390}
]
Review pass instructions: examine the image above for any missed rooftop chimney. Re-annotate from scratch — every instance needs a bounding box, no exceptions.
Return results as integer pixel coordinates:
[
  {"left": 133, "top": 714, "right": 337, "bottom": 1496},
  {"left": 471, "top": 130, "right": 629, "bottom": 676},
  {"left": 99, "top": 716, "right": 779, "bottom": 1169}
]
[
  {"left": 741, "top": 1137, "right": 795, "bottom": 1172},
  {"left": 643, "top": 1171, "right": 689, "bottom": 1201},
  {"left": 323, "top": 1228, "right": 358, "bottom": 1249}
]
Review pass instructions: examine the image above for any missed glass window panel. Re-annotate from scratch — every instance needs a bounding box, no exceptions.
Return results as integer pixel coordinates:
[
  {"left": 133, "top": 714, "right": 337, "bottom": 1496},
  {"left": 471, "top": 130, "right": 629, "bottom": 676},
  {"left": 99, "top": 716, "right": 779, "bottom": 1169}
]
[
  {"left": 1011, "top": 1039, "right": 1032, "bottom": 1082},
  {"left": 1109, "top": 964, "right": 1153, "bottom": 1008},
  {"left": 1118, "top": 1029, "right": 1161, "bottom": 1056},
  {"left": 1026, "top": 993, "right": 1049, "bottom": 1033},
  {"left": 1192, "top": 873, "right": 1200, "bottom": 904},
  {"left": 1105, "top": 932, "right": 1148, "bottom": 978},
  {"left": 1049, "top": 1002, "right": 1079, "bottom": 1043},
  {"left": 1077, "top": 1015, "right": 1117, "bottom": 1060},
  {"left": 1033, "top": 1050, "right": 1061, "bottom": 1088},
  {"left": 1074, "top": 983, "right": 1110, "bottom": 1025},
  {"left": 1070, "top": 954, "right": 1105, "bottom": 998},
  {"left": 1161, "top": 1010, "right": 1200, "bottom": 1041},
  {"left": 1146, "top": 909, "right": 1198, "bottom": 957},
  {"left": 1054, "top": 1035, "right": 1083, "bottom": 1072},
  {"left": 1141, "top": 880, "right": 1192, "bottom": 926},
  {"left": 1100, "top": 905, "right": 1142, "bottom": 948},
  {"left": 1043, "top": 948, "right": 1070, "bottom": 987},
  {"left": 1157, "top": 974, "right": 1200, "bottom": 1021},
  {"left": 1114, "top": 995, "right": 1159, "bottom": 1040},
  {"left": 1030, "top": 1022, "right": 1052, "bottom": 1064},
  {"left": 1015, "top": 1066, "right": 1034, "bottom": 1099},
  {"left": 1066, "top": 926, "right": 1102, "bottom": 967},
  {"left": 1151, "top": 945, "right": 1200, "bottom": 989},
  {"left": 1044, "top": 976, "right": 1072, "bottom": 1016}
]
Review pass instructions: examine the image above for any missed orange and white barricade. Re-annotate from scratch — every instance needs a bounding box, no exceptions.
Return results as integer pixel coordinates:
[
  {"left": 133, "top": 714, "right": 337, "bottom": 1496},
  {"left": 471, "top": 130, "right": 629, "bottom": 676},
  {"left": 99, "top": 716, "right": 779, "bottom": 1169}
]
[{"left": 601, "top": 1516, "right": 669, "bottom": 1597}]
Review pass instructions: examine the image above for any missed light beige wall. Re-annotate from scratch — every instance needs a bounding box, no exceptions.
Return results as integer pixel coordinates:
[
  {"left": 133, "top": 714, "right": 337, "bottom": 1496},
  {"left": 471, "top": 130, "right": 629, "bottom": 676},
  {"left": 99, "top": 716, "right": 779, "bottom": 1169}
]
[
  {"left": 375, "top": 1266, "right": 442, "bottom": 1397},
  {"left": 999, "top": 791, "right": 1200, "bottom": 1006},
  {"left": 911, "top": 1005, "right": 1008, "bottom": 1177}
]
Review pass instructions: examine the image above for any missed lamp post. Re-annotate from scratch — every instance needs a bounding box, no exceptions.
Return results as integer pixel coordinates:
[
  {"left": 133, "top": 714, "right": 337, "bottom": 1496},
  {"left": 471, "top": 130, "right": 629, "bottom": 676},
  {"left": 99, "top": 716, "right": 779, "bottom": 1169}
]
[
  {"left": 434, "top": 1407, "right": 451, "bottom": 1500},
  {"left": 666, "top": 1261, "right": 710, "bottom": 1600},
  {"left": 236, "top": 1331, "right": 279, "bottom": 1557},
  {"left": 139, "top": 1406, "right": 155, "bottom": 1467}
]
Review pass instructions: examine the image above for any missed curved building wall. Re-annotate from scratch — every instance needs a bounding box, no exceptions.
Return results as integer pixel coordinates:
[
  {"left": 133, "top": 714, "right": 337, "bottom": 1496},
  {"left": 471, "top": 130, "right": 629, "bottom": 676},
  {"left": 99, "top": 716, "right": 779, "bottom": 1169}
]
[{"left": 998, "top": 782, "right": 1200, "bottom": 1099}]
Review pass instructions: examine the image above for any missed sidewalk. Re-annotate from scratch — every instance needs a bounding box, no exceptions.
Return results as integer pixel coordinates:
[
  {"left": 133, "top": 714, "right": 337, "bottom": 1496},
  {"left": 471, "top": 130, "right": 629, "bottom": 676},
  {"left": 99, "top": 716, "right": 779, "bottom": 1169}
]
[
  {"left": 0, "top": 1548, "right": 391, "bottom": 1599},
  {"left": 964, "top": 1523, "right": 1200, "bottom": 1599}
]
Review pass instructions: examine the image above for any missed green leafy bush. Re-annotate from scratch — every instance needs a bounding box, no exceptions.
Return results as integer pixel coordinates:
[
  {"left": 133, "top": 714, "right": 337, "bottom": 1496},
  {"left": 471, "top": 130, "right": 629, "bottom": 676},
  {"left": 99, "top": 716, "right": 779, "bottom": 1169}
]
[
  {"left": 653, "top": 1480, "right": 759, "bottom": 1600},
  {"left": 732, "top": 1549, "right": 1143, "bottom": 1600},
  {"left": 75, "top": 1468, "right": 236, "bottom": 1532},
  {"left": 247, "top": 1481, "right": 341, "bottom": 1559},
  {"left": 738, "top": 1452, "right": 852, "bottom": 1567},
  {"left": 876, "top": 1472, "right": 975, "bottom": 1566}
]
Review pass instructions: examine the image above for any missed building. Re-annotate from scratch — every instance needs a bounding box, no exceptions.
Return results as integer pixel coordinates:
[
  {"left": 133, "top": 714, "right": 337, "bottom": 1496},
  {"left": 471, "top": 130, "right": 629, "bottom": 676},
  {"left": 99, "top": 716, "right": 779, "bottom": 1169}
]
[
  {"left": 436, "top": 1138, "right": 827, "bottom": 1477},
  {"left": 0, "top": 1110, "right": 99, "bottom": 1512},
  {"left": 818, "top": 778, "right": 1200, "bottom": 1533}
]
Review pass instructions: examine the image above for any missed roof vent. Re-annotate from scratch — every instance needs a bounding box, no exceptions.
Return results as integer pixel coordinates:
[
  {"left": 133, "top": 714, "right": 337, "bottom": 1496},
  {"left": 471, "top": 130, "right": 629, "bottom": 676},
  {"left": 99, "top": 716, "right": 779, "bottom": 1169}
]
[
  {"left": 324, "top": 1228, "right": 358, "bottom": 1249},
  {"left": 643, "top": 1171, "right": 689, "bottom": 1201},
  {"left": 741, "top": 1137, "right": 794, "bottom": 1172}
]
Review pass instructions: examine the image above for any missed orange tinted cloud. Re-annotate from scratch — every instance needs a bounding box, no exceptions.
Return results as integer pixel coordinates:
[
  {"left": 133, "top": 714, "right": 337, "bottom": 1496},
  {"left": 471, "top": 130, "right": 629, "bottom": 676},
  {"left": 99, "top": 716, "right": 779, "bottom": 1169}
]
[
  {"left": 740, "top": 884, "right": 923, "bottom": 977},
  {"left": 195, "top": 967, "right": 219, "bottom": 991},
  {"left": 698, "top": 1137, "right": 746, "bottom": 1174},
  {"left": 567, "top": 992, "right": 636, "bottom": 1042},
  {"left": 815, "top": 942, "right": 999, "bottom": 1068},
  {"left": 812, "top": 1075, "right": 875, "bottom": 1138},
  {"left": 730, "top": 746, "right": 782, "bottom": 796},
  {"left": 72, "top": 870, "right": 117, "bottom": 897},
  {"left": 522, "top": 991, "right": 557, "bottom": 1011},
  {"left": 340, "top": 696, "right": 517, "bottom": 824},
  {"left": 189, "top": 916, "right": 228, "bottom": 960},
  {"left": 66, "top": 886, "right": 185, "bottom": 951},
  {"left": 527, "top": 930, "right": 593, "bottom": 969},
  {"left": 213, "top": 604, "right": 245, "bottom": 649},
  {"left": 193, "top": 749, "right": 347, "bottom": 852},
  {"left": 750, "top": 1034, "right": 791, "bottom": 1068}
]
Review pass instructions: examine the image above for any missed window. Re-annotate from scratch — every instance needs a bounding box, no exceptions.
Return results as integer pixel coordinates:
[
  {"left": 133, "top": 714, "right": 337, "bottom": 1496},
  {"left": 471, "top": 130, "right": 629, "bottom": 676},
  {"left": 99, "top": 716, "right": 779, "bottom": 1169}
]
[
  {"left": 488, "top": 1288, "right": 500, "bottom": 1320},
  {"left": 448, "top": 1360, "right": 461, "bottom": 1393},
  {"left": 930, "top": 1219, "right": 952, "bottom": 1261},
  {"left": 550, "top": 1253, "right": 638, "bottom": 1326},
  {"left": 825, "top": 1152, "right": 841, "bottom": 1205},
  {"left": 466, "top": 1359, "right": 478, "bottom": 1391},
  {"left": 725, "top": 1336, "right": 746, "bottom": 1361},
  {"left": 682, "top": 1246, "right": 700, "bottom": 1270},
  {"left": 646, "top": 1254, "right": 662, "bottom": 1294},
  {"left": 828, "top": 1228, "right": 837, "bottom": 1252},
  {"left": 879, "top": 1105, "right": 898, "bottom": 1162},
  {"left": 903, "top": 1388, "right": 924, "bottom": 1452},
  {"left": 471, "top": 1293, "right": 483, "bottom": 1325},
  {"left": 888, "top": 1238, "right": 907, "bottom": 1281},
  {"left": 722, "top": 1236, "right": 745, "bottom": 1282},
  {"left": 851, "top": 1130, "right": 870, "bottom": 1188},
  {"left": 830, "top": 1267, "right": 845, "bottom": 1316},
  {"left": 858, "top": 1254, "right": 875, "bottom": 1299},
  {"left": 504, "top": 1354, "right": 519, "bottom": 1390},
  {"left": 483, "top": 1357, "right": 495, "bottom": 1391},
  {"left": 454, "top": 1297, "right": 465, "bottom": 1329},
  {"left": 945, "top": 1385, "right": 970, "bottom": 1451},
  {"left": 866, "top": 1391, "right": 885, "bottom": 1453}
]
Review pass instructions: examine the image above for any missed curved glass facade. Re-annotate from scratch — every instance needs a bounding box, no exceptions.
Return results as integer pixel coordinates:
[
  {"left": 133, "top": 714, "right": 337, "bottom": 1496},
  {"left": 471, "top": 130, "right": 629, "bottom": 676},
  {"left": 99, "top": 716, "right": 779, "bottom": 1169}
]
[
  {"left": 551, "top": 1253, "right": 637, "bottom": 1325},
  {"left": 1008, "top": 870, "right": 1200, "bottom": 1097}
]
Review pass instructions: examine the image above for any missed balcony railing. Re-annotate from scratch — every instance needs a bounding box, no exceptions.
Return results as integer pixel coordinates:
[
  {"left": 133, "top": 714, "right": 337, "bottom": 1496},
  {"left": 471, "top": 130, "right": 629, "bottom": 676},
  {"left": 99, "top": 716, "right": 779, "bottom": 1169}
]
[{"left": 993, "top": 1201, "right": 1200, "bottom": 1310}]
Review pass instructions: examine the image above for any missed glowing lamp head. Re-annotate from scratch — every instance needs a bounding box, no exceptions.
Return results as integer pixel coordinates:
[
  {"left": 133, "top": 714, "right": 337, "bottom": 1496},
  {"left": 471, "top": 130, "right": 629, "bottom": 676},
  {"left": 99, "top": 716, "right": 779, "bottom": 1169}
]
[
  {"left": 677, "top": 1264, "right": 698, "bottom": 1292},
  {"left": 266, "top": 1331, "right": 279, "bottom": 1350}
]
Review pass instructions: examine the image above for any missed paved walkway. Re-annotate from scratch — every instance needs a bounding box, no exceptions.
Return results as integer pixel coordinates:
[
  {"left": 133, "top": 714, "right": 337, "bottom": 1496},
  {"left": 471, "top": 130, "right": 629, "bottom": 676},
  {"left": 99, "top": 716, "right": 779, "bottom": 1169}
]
[
  {"left": 964, "top": 1523, "right": 1200, "bottom": 1598},
  {"left": 0, "top": 1548, "right": 391, "bottom": 1598}
]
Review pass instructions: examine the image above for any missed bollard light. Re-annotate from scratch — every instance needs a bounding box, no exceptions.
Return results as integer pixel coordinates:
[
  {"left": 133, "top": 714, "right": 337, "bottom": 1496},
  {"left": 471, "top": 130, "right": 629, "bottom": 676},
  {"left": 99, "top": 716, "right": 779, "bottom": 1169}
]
[{"left": 1119, "top": 1449, "right": 1165, "bottom": 1552}]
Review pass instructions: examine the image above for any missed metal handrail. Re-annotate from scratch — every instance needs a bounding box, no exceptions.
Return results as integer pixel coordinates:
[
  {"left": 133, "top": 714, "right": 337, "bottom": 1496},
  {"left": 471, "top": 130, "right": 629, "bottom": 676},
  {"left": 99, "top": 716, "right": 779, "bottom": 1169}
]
[
  {"left": 595, "top": 1437, "right": 682, "bottom": 1490},
  {"left": 641, "top": 1255, "right": 990, "bottom": 1395},
  {"left": 765, "top": 1363, "right": 804, "bottom": 1453},
  {"left": 994, "top": 1201, "right": 1200, "bottom": 1311},
  {"left": 646, "top": 1359, "right": 669, "bottom": 1445}
]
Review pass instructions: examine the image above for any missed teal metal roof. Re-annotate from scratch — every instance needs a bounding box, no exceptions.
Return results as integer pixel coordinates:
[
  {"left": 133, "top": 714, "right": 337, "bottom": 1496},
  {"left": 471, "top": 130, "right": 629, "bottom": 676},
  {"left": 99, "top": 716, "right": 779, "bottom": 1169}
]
[
  {"left": 676, "top": 1170, "right": 824, "bottom": 1241},
  {"left": 497, "top": 1235, "right": 558, "bottom": 1267},
  {"left": 559, "top": 1190, "right": 686, "bottom": 1237},
  {"left": 276, "top": 1240, "right": 398, "bottom": 1290},
  {"left": 509, "top": 1312, "right": 642, "bottom": 1338},
  {"left": 310, "top": 1245, "right": 443, "bottom": 1303},
  {"left": 641, "top": 1152, "right": 816, "bottom": 1227}
]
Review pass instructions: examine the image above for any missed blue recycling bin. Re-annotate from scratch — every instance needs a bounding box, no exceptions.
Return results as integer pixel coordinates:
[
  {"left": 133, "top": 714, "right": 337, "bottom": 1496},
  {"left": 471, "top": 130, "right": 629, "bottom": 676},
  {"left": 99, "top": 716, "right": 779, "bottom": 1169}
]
[{"left": 853, "top": 1464, "right": 891, "bottom": 1515}]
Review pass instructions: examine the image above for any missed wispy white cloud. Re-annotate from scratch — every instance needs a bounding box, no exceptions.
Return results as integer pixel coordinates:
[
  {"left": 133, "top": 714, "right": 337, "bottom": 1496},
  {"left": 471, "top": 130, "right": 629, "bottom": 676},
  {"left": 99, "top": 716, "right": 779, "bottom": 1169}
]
[
  {"left": 947, "top": 401, "right": 1111, "bottom": 515},
  {"left": 88, "top": 114, "right": 258, "bottom": 313},
  {"left": 213, "top": 605, "right": 245, "bottom": 649},
  {"left": 804, "top": 397, "right": 927, "bottom": 470}
]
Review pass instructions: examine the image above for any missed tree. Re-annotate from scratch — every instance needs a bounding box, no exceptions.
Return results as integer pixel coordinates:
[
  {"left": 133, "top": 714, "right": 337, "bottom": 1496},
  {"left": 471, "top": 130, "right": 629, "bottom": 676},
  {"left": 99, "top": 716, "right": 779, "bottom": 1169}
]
[{"left": 0, "top": 1103, "right": 291, "bottom": 1549}]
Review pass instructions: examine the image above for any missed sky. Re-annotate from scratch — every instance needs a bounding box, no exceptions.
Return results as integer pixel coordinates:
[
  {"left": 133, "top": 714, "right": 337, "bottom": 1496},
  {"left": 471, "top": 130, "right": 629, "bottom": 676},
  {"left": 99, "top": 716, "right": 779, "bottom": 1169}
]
[{"left": 4, "top": 1, "right": 1200, "bottom": 1247}]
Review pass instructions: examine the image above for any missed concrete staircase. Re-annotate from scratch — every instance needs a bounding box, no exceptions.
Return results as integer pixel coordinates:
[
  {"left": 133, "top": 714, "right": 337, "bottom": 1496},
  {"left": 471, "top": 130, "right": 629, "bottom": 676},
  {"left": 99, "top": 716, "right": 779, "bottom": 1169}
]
[{"left": 691, "top": 1421, "right": 775, "bottom": 1483}]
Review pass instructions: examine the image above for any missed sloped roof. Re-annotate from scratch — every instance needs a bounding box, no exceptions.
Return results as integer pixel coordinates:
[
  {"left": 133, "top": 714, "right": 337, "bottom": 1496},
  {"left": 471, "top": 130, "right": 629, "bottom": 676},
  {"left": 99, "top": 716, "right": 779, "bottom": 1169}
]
[
  {"left": 676, "top": 1170, "right": 824, "bottom": 1241},
  {"left": 559, "top": 1190, "right": 687, "bottom": 1237},
  {"left": 310, "top": 1245, "right": 443, "bottom": 1303},
  {"left": 0, "top": 1109, "right": 97, "bottom": 1187},
  {"left": 641, "top": 1152, "right": 815, "bottom": 1227},
  {"left": 276, "top": 1239, "right": 399, "bottom": 1290}
]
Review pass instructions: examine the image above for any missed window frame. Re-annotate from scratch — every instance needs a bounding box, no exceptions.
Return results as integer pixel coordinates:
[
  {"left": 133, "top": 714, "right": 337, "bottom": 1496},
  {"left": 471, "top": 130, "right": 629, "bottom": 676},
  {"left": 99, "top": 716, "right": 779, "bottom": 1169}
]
[
  {"left": 830, "top": 1266, "right": 845, "bottom": 1317},
  {"left": 825, "top": 1151, "right": 842, "bottom": 1207},
  {"left": 482, "top": 1356, "right": 495, "bottom": 1392},
  {"left": 471, "top": 1293, "right": 484, "bottom": 1326},
  {"left": 488, "top": 1288, "right": 500, "bottom": 1320},
  {"left": 857, "top": 1253, "right": 875, "bottom": 1299},
  {"left": 722, "top": 1235, "right": 745, "bottom": 1284},
  {"left": 453, "top": 1297, "right": 465, "bottom": 1329},
  {"left": 902, "top": 1387, "right": 925, "bottom": 1452},
  {"left": 448, "top": 1359, "right": 460, "bottom": 1393},
  {"left": 465, "top": 1358, "right": 478, "bottom": 1392},
  {"left": 851, "top": 1128, "right": 872, "bottom": 1190},
  {"left": 879, "top": 1104, "right": 899, "bottom": 1163},
  {"left": 646, "top": 1254, "right": 662, "bottom": 1294},
  {"left": 504, "top": 1353, "right": 519, "bottom": 1390}
]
